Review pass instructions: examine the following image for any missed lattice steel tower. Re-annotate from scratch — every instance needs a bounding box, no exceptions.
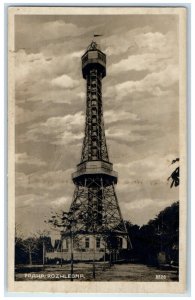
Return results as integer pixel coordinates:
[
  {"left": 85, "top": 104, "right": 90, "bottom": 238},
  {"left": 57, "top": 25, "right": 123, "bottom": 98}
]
[{"left": 63, "top": 41, "right": 131, "bottom": 259}]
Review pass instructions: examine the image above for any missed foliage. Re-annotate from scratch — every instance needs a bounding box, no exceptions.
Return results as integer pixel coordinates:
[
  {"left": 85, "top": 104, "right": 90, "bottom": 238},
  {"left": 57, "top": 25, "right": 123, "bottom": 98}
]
[
  {"left": 126, "top": 201, "right": 179, "bottom": 266},
  {"left": 15, "top": 231, "right": 53, "bottom": 265},
  {"left": 167, "top": 158, "right": 180, "bottom": 188}
]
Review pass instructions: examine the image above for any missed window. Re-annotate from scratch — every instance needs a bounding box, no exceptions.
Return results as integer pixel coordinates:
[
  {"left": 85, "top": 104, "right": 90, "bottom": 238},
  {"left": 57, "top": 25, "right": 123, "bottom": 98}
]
[
  {"left": 82, "top": 54, "right": 88, "bottom": 64},
  {"left": 73, "top": 239, "right": 79, "bottom": 249},
  {"left": 96, "top": 237, "right": 101, "bottom": 248},
  {"left": 88, "top": 51, "right": 98, "bottom": 59},
  {"left": 63, "top": 239, "right": 69, "bottom": 249},
  {"left": 92, "top": 149, "right": 97, "bottom": 155},
  {"left": 92, "top": 109, "right": 96, "bottom": 115},
  {"left": 85, "top": 237, "right": 90, "bottom": 248},
  {"left": 118, "top": 237, "right": 123, "bottom": 249}
]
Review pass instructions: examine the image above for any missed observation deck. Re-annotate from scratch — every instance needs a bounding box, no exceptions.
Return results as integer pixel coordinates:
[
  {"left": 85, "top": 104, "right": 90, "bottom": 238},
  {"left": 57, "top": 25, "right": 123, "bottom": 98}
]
[
  {"left": 81, "top": 41, "right": 106, "bottom": 79},
  {"left": 72, "top": 160, "right": 118, "bottom": 185}
]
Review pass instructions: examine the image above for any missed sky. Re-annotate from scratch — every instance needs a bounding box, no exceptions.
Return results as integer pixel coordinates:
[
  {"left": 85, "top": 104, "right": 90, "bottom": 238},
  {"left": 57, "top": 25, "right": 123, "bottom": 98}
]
[{"left": 14, "top": 14, "right": 179, "bottom": 238}]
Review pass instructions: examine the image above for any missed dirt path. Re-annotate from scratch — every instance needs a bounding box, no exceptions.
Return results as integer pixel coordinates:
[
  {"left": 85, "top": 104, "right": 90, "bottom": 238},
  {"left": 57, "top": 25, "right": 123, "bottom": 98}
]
[{"left": 95, "top": 263, "right": 178, "bottom": 281}]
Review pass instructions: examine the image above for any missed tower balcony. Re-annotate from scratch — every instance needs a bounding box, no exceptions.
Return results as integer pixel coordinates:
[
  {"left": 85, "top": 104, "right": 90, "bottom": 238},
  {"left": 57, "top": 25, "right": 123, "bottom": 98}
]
[{"left": 72, "top": 160, "right": 118, "bottom": 185}]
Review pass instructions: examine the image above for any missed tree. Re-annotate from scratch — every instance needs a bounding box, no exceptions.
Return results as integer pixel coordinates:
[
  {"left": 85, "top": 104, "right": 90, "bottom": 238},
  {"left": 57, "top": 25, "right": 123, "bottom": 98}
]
[
  {"left": 22, "top": 236, "right": 39, "bottom": 265},
  {"left": 46, "top": 210, "right": 77, "bottom": 281},
  {"left": 125, "top": 202, "right": 179, "bottom": 266},
  {"left": 15, "top": 224, "right": 53, "bottom": 265},
  {"left": 15, "top": 224, "right": 28, "bottom": 265},
  {"left": 34, "top": 230, "right": 52, "bottom": 265},
  {"left": 168, "top": 158, "right": 180, "bottom": 188}
]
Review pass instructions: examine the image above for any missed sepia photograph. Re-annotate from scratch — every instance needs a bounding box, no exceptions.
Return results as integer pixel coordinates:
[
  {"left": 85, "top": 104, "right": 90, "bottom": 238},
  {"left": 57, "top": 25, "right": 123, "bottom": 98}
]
[{"left": 8, "top": 6, "right": 187, "bottom": 294}]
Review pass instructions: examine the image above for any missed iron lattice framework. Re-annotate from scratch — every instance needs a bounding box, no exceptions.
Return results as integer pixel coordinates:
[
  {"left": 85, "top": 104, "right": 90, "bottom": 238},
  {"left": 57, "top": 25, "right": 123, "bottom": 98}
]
[
  {"left": 66, "top": 41, "right": 131, "bottom": 248},
  {"left": 81, "top": 68, "right": 109, "bottom": 162}
]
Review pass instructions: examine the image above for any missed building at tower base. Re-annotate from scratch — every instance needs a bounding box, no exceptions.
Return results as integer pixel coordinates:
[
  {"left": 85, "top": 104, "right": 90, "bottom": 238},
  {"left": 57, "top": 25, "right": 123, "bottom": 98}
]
[{"left": 46, "top": 233, "right": 128, "bottom": 262}]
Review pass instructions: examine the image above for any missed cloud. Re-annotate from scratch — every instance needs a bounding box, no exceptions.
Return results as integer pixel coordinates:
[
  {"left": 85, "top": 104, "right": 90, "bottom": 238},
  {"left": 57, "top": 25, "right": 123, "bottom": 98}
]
[
  {"left": 106, "top": 127, "right": 146, "bottom": 144},
  {"left": 105, "top": 119, "right": 158, "bottom": 147},
  {"left": 104, "top": 110, "right": 139, "bottom": 124},
  {"left": 106, "top": 30, "right": 178, "bottom": 103},
  {"left": 15, "top": 105, "right": 41, "bottom": 124},
  {"left": 18, "top": 111, "right": 85, "bottom": 145},
  {"left": 19, "top": 87, "right": 85, "bottom": 105},
  {"left": 102, "top": 26, "right": 151, "bottom": 56},
  {"left": 109, "top": 53, "right": 174, "bottom": 74},
  {"left": 14, "top": 47, "right": 86, "bottom": 110},
  {"left": 115, "top": 153, "right": 178, "bottom": 183},
  {"left": 105, "top": 64, "right": 178, "bottom": 99},
  {"left": 123, "top": 198, "right": 176, "bottom": 225},
  {"left": 15, "top": 50, "right": 46, "bottom": 86},
  {"left": 16, "top": 19, "right": 99, "bottom": 50},
  {"left": 50, "top": 196, "right": 71, "bottom": 207},
  {"left": 125, "top": 198, "right": 154, "bottom": 210},
  {"left": 104, "top": 28, "right": 177, "bottom": 58},
  {"left": 16, "top": 194, "right": 44, "bottom": 208},
  {"left": 16, "top": 152, "right": 46, "bottom": 166},
  {"left": 15, "top": 49, "right": 81, "bottom": 85},
  {"left": 16, "top": 169, "right": 74, "bottom": 192},
  {"left": 135, "top": 31, "right": 177, "bottom": 55},
  {"left": 15, "top": 169, "right": 75, "bottom": 235},
  {"left": 16, "top": 172, "right": 29, "bottom": 188},
  {"left": 51, "top": 74, "right": 79, "bottom": 89},
  {"left": 41, "top": 20, "right": 85, "bottom": 39}
]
